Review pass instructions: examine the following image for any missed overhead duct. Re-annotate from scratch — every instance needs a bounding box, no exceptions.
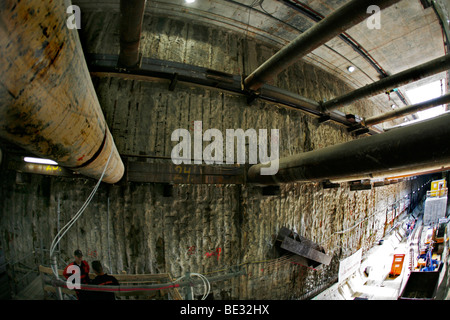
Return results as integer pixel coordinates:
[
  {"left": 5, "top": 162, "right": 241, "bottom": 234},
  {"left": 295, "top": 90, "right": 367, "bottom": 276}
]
[
  {"left": 0, "top": 0, "right": 124, "bottom": 184},
  {"left": 247, "top": 112, "right": 450, "bottom": 185},
  {"left": 243, "top": 0, "right": 401, "bottom": 92},
  {"left": 321, "top": 54, "right": 450, "bottom": 112},
  {"left": 118, "top": 0, "right": 147, "bottom": 69},
  {"left": 328, "top": 159, "right": 450, "bottom": 183},
  {"left": 363, "top": 93, "right": 450, "bottom": 126}
]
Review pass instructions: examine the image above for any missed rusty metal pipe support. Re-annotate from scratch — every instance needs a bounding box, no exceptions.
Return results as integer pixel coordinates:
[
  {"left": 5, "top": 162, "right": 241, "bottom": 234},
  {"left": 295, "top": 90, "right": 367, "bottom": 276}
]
[
  {"left": 0, "top": 0, "right": 124, "bottom": 183},
  {"left": 118, "top": 0, "right": 147, "bottom": 69},
  {"left": 321, "top": 54, "right": 450, "bottom": 112},
  {"left": 247, "top": 112, "right": 450, "bottom": 185},
  {"left": 243, "top": 0, "right": 401, "bottom": 92},
  {"left": 363, "top": 92, "right": 450, "bottom": 126}
]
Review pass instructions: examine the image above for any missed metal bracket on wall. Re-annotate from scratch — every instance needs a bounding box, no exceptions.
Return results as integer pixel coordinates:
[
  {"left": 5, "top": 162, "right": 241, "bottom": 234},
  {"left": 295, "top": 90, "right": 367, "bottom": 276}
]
[
  {"left": 246, "top": 92, "right": 260, "bottom": 105},
  {"left": 347, "top": 123, "right": 362, "bottom": 133},
  {"left": 317, "top": 114, "right": 331, "bottom": 123},
  {"left": 322, "top": 181, "right": 340, "bottom": 189},
  {"left": 168, "top": 73, "right": 178, "bottom": 91},
  {"left": 349, "top": 180, "right": 372, "bottom": 191},
  {"left": 347, "top": 123, "right": 370, "bottom": 136}
]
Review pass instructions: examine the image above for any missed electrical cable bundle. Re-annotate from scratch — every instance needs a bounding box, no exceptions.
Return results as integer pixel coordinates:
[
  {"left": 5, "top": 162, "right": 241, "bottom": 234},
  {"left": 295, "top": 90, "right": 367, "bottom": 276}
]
[
  {"left": 175, "top": 272, "right": 211, "bottom": 300},
  {"left": 49, "top": 149, "right": 114, "bottom": 279}
]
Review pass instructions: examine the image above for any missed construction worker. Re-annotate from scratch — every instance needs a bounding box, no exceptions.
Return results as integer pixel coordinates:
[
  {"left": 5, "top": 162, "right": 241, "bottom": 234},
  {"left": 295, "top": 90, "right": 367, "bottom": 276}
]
[
  {"left": 63, "top": 249, "right": 91, "bottom": 299},
  {"left": 88, "top": 260, "right": 119, "bottom": 300}
]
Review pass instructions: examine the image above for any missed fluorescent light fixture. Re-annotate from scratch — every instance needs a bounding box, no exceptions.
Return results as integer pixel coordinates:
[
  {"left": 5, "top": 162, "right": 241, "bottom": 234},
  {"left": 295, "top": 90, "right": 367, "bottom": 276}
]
[
  {"left": 347, "top": 66, "right": 355, "bottom": 73},
  {"left": 185, "top": 0, "right": 195, "bottom": 3},
  {"left": 24, "top": 157, "right": 58, "bottom": 165}
]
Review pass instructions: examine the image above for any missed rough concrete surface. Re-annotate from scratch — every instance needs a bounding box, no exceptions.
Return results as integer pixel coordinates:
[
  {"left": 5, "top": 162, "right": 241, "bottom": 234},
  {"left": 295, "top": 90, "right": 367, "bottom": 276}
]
[{"left": 0, "top": 12, "right": 430, "bottom": 299}]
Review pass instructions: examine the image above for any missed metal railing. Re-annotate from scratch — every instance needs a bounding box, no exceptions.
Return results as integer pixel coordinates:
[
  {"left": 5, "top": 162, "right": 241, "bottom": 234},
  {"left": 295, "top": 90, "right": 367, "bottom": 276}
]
[{"left": 426, "top": 188, "right": 448, "bottom": 198}]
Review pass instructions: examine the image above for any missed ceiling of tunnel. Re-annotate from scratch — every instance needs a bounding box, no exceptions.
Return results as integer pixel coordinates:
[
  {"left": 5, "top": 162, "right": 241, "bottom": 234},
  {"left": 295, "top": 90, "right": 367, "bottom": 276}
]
[{"left": 73, "top": 0, "right": 448, "bottom": 126}]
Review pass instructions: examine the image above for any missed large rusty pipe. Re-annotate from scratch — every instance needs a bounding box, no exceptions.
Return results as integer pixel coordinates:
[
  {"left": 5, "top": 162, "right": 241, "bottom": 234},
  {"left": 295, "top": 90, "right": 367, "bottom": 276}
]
[
  {"left": 118, "top": 0, "right": 147, "bottom": 68},
  {"left": 0, "top": 0, "right": 124, "bottom": 184},
  {"left": 321, "top": 54, "right": 450, "bottom": 112},
  {"left": 363, "top": 93, "right": 450, "bottom": 126},
  {"left": 247, "top": 112, "right": 450, "bottom": 185},
  {"left": 243, "top": 0, "right": 401, "bottom": 92}
]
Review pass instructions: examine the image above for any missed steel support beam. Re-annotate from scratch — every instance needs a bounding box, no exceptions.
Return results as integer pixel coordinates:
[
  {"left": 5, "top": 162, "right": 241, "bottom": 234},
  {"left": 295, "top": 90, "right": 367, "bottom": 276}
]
[
  {"left": 247, "top": 112, "right": 450, "bottom": 185},
  {"left": 0, "top": 0, "right": 124, "bottom": 183},
  {"left": 321, "top": 54, "right": 450, "bottom": 112},
  {"left": 88, "top": 54, "right": 382, "bottom": 134},
  {"left": 364, "top": 93, "right": 450, "bottom": 126},
  {"left": 127, "top": 161, "right": 245, "bottom": 184},
  {"left": 243, "top": 0, "right": 401, "bottom": 92},
  {"left": 118, "top": 0, "right": 147, "bottom": 68},
  {"left": 431, "top": 0, "right": 450, "bottom": 53}
]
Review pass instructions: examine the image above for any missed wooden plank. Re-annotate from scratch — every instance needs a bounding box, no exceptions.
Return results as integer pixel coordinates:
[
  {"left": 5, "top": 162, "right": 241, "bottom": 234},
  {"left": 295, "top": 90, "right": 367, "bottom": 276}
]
[
  {"left": 39, "top": 265, "right": 64, "bottom": 276},
  {"left": 110, "top": 273, "right": 172, "bottom": 281},
  {"left": 43, "top": 284, "right": 161, "bottom": 298},
  {"left": 276, "top": 227, "right": 293, "bottom": 242},
  {"left": 39, "top": 265, "right": 183, "bottom": 299},
  {"left": 43, "top": 285, "right": 76, "bottom": 296},
  {"left": 39, "top": 265, "right": 172, "bottom": 281},
  {"left": 277, "top": 227, "right": 324, "bottom": 251},
  {"left": 280, "top": 237, "right": 331, "bottom": 266},
  {"left": 296, "top": 234, "right": 323, "bottom": 252},
  {"left": 169, "top": 286, "right": 183, "bottom": 300}
]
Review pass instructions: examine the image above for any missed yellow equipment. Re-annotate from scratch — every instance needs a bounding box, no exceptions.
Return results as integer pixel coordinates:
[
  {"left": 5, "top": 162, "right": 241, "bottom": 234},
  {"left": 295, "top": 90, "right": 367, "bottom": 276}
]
[{"left": 429, "top": 179, "right": 447, "bottom": 197}]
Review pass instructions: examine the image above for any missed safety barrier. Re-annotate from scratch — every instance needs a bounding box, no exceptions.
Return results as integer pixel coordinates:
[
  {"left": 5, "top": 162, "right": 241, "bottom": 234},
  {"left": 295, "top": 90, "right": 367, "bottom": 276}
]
[{"left": 426, "top": 188, "right": 448, "bottom": 198}]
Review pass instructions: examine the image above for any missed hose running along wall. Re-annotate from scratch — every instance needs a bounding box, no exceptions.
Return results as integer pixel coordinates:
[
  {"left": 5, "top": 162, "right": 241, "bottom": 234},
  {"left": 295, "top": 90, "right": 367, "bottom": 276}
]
[{"left": 0, "top": 0, "right": 124, "bottom": 183}]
